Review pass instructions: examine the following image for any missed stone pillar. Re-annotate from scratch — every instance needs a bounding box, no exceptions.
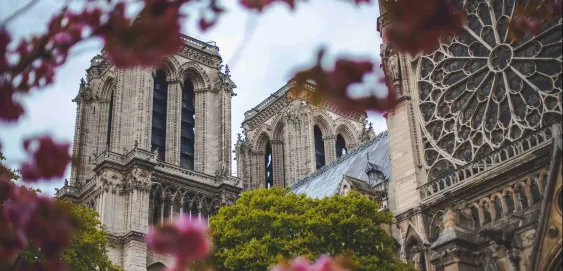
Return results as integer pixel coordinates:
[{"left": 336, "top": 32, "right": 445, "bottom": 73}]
[
  {"left": 323, "top": 136, "right": 337, "bottom": 164},
  {"left": 271, "top": 140, "right": 285, "bottom": 187},
  {"left": 166, "top": 80, "right": 181, "bottom": 165},
  {"left": 124, "top": 237, "right": 148, "bottom": 271},
  {"left": 430, "top": 208, "right": 480, "bottom": 271}
]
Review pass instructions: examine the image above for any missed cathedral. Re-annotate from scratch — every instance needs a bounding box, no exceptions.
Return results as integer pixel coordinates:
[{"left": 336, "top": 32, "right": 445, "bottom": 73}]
[{"left": 57, "top": 0, "right": 562, "bottom": 270}]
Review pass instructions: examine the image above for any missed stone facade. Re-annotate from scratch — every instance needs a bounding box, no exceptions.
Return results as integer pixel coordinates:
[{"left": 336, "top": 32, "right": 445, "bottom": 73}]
[
  {"left": 376, "top": 0, "right": 563, "bottom": 270},
  {"left": 57, "top": 35, "right": 242, "bottom": 271},
  {"left": 235, "top": 79, "right": 377, "bottom": 189}
]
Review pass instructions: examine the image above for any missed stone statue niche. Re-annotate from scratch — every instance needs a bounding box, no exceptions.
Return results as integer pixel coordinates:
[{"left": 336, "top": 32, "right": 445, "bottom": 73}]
[{"left": 406, "top": 239, "right": 426, "bottom": 271}]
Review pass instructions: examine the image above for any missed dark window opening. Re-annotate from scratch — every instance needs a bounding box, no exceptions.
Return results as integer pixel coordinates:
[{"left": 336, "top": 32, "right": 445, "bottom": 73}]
[
  {"left": 265, "top": 141, "right": 273, "bottom": 188},
  {"left": 471, "top": 205, "right": 480, "bottom": 227},
  {"left": 505, "top": 193, "right": 515, "bottom": 214},
  {"left": 180, "top": 79, "right": 195, "bottom": 170},
  {"left": 482, "top": 202, "right": 492, "bottom": 224},
  {"left": 518, "top": 188, "right": 529, "bottom": 209},
  {"left": 151, "top": 70, "right": 168, "bottom": 161},
  {"left": 314, "top": 125, "right": 325, "bottom": 170},
  {"left": 106, "top": 91, "right": 114, "bottom": 148},
  {"left": 493, "top": 197, "right": 503, "bottom": 220},
  {"left": 336, "top": 134, "right": 347, "bottom": 158},
  {"left": 530, "top": 182, "right": 542, "bottom": 204}
]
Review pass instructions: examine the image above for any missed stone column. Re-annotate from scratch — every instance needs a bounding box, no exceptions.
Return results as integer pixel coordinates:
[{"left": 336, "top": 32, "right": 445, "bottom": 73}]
[
  {"left": 166, "top": 80, "right": 181, "bottom": 165},
  {"left": 271, "top": 140, "right": 285, "bottom": 187},
  {"left": 123, "top": 236, "right": 148, "bottom": 271},
  {"left": 430, "top": 208, "right": 480, "bottom": 271},
  {"left": 323, "top": 136, "right": 337, "bottom": 164}
]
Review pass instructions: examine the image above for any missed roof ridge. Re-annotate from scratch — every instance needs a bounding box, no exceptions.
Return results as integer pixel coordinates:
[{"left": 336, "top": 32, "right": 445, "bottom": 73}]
[{"left": 291, "top": 130, "right": 388, "bottom": 190}]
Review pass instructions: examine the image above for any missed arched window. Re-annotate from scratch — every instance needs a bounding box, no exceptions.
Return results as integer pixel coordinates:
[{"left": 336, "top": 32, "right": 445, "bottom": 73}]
[
  {"left": 482, "top": 202, "right": 492, "bottom": 224},
  {"left": 335, "top": 134, "right": 347, "bottom": 158},
  {"left": 505, "top": 192, "right": 515, "bottom": 214},
  {"left": 148, "top": 263, "right": 166, "bottom": 271},
  {"left": 151, "top": 70, "right": 168, "bottom": 161},
  {"left": 530, "top": 181, "right": 542, "bottom": 204},
  {"left": 314, "top": 125, "right": 325, "bottom": 170},
  {"left": 106, "top": 91, "right": 114, "bottom": 148},
  {"left": 265, "top": 141, "right": 273, "bottom": 188},
  {"left": 518, "top": 187, "right": 529, "bottom": 209},
  {"left": 180, "top": 79, "right": 195, "bottom": 170},
  {"left": 493, "top": 197, "right": 503, "bottom": 220}
]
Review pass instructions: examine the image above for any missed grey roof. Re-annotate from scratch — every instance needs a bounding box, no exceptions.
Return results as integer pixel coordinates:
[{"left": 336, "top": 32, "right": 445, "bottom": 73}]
[{"left": 291, "top": 131, "right": 390, "bottom": 199}]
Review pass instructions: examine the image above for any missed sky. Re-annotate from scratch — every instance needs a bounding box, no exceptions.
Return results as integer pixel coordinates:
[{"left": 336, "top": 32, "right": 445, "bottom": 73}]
[{"left": 0, "top": 0, "right": 387, "bottom": 195}]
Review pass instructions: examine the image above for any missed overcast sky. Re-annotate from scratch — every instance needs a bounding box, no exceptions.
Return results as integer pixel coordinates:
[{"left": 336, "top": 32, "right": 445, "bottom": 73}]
[{"left": 0, "top": 0, "right": 387, "bottom": 195}]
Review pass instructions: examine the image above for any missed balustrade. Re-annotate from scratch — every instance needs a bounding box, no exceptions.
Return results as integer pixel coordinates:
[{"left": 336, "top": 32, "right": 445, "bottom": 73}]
[{"left": 418, "top": 124, "right": 556, "bottom": 200}]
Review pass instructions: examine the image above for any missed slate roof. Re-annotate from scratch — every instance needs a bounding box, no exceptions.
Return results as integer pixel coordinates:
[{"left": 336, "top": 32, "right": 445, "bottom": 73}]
[{"left": 291, "top": 131, "right": 390, "bottom": 199}]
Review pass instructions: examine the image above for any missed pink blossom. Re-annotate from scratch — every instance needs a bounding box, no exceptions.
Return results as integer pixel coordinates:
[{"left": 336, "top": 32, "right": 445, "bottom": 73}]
[
  {"left": 20, "top": 136, "right": 72, "bottom": 182},
  {"left": 271, "top": 256, "right": 348, "bottom": 271},
  {"left": 512, "top": 16, "right": 542, "bottom": 35},
  {"left": 146, "top": 215, "right": 212, "bottom": 271}
]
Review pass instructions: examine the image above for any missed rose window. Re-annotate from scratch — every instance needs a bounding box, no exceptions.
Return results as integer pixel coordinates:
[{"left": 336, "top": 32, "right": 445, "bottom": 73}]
[{"left": 416, "top": 0, "right": 562, "bottom": 179}]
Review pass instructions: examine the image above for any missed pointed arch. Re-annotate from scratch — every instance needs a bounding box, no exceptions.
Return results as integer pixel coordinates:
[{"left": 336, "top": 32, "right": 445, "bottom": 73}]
[
  {"left": 179, "top": 61, "right": 211, "bottom": 91},
  {"left": 148, "top": 262, "right": 166, "bottom": 271},
  {"left": 428, "top": 211, "right": 444, "bottom": 242},
  {"left": 312, "top": 111, "right": 335, "bottom": 137},
  {"left": 100, "top": 75, "right": 116, "bottom": 99},
  {"left": 159, "top": 57, "right": 181, "bottom": 81},
  {"left": 335, "top": 121, "right": 358, "bottom": 149},
  {"left": 253, "top": 128, "right": 273, "bottom": 151}
]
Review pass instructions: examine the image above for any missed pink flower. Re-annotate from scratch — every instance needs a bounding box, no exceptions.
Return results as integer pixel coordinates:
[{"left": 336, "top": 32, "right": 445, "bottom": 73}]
[
  {"left": 146, "top": 215, "right": 212, "bottom": 271},
  {"left": 512, "top": 16, "right": 542, "bottom": 35},
  {"left": 0, "top": 84, "right": 25, "bottom": 122},
  {"left": 20, "top": 136, "right": 72, "bottom": 182},
  {"left": 293, "top": 49, "right": 396, "bottom": 114},
  {"left": 271, "top": 256, "right": 349, "bottom": 271},
  {"left": 100, "top": 0, "right": 185, "bottom": 68},
  {"left": 240, "top": 0, "right": 297, "bottom": 11},
  {"left": 383, "top": 0, "right": 465, "bottom": 55}
]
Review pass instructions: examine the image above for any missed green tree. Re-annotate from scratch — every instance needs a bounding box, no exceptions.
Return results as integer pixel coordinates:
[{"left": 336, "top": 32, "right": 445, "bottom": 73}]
[
  {"left": 207, "top": 187, "right": 414, "bottom": 271},
  {"left": 5, "top": 200, "right": 121, "bottom": 271},
  {"left": 0, "top": 151, "right": 19, "bottom": 180}
]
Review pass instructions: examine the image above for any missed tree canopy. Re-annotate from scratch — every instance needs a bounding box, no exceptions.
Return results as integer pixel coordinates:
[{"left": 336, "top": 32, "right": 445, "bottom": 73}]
[
  {"left": 3, "top": 199, "right": 121, "bottom": 271},
  {"left": 207, "top": 187, "right": 414, "bottom": 271}
]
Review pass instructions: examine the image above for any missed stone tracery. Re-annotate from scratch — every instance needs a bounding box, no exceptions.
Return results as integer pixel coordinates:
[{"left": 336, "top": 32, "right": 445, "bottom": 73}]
[{"left": 415, "top": 0, "right": 562, "bottom": 179}]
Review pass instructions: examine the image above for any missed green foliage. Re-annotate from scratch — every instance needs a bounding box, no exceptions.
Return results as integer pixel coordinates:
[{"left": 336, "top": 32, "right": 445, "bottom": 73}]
[
  {"left": 59, "top": 200, "right": 121, "bottom": 271},
  {"left": 16, "top": 200, "right": 121, "bottom": 271},
  {"left": 207, "top": 187, "right": 415, "bottom": 271},
  {"left": 0, "top": 151, "right": 20, "bottom": 180}
]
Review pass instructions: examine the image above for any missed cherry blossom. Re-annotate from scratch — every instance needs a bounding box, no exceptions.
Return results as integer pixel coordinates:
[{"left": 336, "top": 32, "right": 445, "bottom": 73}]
[
  {"left": 146, "top": 216, "right": 212, "bottom": 271},
  {"left": 383, "top": 0, "right": 465, "bottom": 55},
  {"left": 293, "top": 49, "right": 396, "bottom": 113},
  {"left": 20, "top": 136, "right": 72, "bottom": 182},
  {"left": 271, "top": 255, "right": 348, "bottom": 271}
]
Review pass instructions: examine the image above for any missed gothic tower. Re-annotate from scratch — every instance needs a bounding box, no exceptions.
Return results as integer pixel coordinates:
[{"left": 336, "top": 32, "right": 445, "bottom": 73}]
[
  {"left": 379, "top": 0, "right": 562, "bottom": 270},
  {"left": 235, "top": 79, "right": 376, "bottom": 190},
  {"left": 58, "top": 35, "right": 242, "bottom": 271}
]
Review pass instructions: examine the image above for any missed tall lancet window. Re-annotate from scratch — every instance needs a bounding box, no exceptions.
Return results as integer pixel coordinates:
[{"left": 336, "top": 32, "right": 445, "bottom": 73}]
[
  {"left": 151, "top": 69, "right": 168, "bottom": 161},
  {"left": 264, "top": 141, "right": 273, "bottom": 188},
  {"left": 181, "top": 79, "right": 195, "bottom": 170},
  {"left": 106, "top": 91, "right": 114, "bottom": 148},
  {"left": 335, "top": 134, "right": 347, "bottom": 158},
  {"left": 314, "top": 125, "right": 325, "bottom": 170}
]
